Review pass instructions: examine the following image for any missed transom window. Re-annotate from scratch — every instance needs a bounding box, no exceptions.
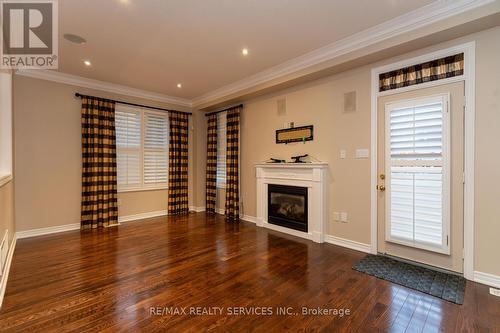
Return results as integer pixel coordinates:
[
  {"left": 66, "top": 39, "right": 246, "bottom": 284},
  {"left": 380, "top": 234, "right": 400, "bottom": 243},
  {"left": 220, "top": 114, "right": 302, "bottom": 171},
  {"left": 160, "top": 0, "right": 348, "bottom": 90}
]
[{"left": 116, "top": 105, "right": 169, "bottom": 191}]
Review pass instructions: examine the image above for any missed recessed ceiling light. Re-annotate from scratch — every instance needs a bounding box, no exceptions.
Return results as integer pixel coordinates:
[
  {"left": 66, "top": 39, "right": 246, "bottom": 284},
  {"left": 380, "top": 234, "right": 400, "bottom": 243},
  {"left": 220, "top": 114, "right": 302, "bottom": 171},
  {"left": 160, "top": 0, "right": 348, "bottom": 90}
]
[
  {"left": 63, "top": 33, "right": 86, "bottom": 45},
  {"left": 83, "top": 60, "right": 91, "bottom": 66},
  {"left": 177, "top": 83, "right": 182, "bottom": 88},
  {"left": 242, "top": 48, "right": 249, "bottom": 56}
]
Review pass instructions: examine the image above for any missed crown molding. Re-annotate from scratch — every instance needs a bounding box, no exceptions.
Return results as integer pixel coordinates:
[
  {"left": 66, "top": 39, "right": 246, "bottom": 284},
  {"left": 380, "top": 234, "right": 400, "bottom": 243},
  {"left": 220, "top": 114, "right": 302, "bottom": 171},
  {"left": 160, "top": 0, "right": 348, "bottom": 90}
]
[
  {"left": 192, "top": 0, "right": 496, "bottom": 108},
  {"left": 15, "top": 69, "right": 193, "bottom": 108}
]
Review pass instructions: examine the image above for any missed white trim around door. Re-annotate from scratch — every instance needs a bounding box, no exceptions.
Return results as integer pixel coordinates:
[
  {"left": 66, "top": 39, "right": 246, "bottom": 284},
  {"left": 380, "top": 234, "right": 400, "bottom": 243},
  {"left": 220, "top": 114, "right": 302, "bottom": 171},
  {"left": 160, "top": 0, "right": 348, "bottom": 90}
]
[{"left": 370, "top": 42, "right": 476, "bottom": 280}]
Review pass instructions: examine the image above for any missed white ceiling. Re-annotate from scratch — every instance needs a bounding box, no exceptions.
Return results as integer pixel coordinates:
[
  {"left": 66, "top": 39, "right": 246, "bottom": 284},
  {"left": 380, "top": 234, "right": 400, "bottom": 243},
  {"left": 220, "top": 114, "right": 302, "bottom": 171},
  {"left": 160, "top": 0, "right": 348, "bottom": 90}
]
[{"left": 58, "top": 0, "right": 436, "bottom": 99}]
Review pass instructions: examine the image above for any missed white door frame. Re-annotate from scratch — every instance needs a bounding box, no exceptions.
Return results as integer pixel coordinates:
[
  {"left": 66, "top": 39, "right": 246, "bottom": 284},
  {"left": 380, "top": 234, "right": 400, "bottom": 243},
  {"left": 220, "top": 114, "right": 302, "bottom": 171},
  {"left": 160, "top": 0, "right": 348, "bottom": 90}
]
[{"left": 370, "top": 42, "right": 475, "bottom": 280}]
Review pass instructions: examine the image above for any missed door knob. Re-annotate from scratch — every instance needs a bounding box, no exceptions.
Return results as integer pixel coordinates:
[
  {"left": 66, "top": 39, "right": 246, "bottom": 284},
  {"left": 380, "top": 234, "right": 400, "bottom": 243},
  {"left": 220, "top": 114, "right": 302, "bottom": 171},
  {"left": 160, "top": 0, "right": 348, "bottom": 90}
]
[{"left": 379, "top": 185, "right": 386, "bottom": 191}]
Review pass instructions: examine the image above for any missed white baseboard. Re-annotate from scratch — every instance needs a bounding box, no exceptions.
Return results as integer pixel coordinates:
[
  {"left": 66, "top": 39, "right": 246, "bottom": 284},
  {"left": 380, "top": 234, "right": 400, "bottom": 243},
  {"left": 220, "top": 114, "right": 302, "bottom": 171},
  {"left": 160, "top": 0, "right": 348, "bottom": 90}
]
[
  {"left": 209, "top": 210, "right": 258, "bottom": 223},
  {"left": 240, "top": 215, "right": 257, "bottom": 223},
  {"left": 118, "top": 210, "right": 168, "bottom": 223},
  {"left": 262, "top": 222, "right": 317, "bottom": 241},
  {"left": 16, "top": 223, "right": 80, "bottom": 239},
  {"left": 0, "top": 234, "right": 17, "bottom": 309},
  {"left": 202, "top": 208, "right": 256, "bottom": 218},
  {"left": 189, "top": 206, "right": 206, "bottom": 213},
  {"left": 16, "top": 210, "right": 180, "bottom": 239},
  {"left": 16, "top": 210, "right": 169, "bottom": 237},
  {"left": 325, "top": 235, "right": 372, "bottom": 253},
  {"left": 474, "top": 271, "right": 500, "bottom": 289},
  {"left": 239, "top": 216, "right": 369, "bottom": 251}
]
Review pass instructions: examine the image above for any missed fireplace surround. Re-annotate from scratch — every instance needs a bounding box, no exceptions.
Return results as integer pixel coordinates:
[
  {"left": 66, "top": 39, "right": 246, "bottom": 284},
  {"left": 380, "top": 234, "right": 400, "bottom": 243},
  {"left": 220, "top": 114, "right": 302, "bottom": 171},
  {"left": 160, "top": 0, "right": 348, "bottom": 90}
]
[{"left": 255, "top": 162, "right": 328, "bottom": 243}]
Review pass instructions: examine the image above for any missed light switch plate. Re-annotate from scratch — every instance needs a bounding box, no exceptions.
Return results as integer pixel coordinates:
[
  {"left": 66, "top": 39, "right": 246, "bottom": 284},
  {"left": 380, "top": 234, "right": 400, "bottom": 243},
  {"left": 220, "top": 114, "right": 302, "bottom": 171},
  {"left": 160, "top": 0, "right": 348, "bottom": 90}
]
[
  {"left": 333, "top": 212, "right": 340, "bottom": 221},
  {"left": 340, "top": 212, "right": 348, "bottom": 223},
  {"left": 355, "top": 149, "right": 369, "bottom": 159}
]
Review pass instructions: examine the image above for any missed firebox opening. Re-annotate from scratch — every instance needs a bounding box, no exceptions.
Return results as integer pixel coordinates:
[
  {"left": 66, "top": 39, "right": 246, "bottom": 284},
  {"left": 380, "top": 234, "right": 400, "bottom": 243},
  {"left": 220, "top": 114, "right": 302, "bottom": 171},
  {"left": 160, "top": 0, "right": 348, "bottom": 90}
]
[{"left": 268, "top": 184, "right": 308, "bottom": 232}]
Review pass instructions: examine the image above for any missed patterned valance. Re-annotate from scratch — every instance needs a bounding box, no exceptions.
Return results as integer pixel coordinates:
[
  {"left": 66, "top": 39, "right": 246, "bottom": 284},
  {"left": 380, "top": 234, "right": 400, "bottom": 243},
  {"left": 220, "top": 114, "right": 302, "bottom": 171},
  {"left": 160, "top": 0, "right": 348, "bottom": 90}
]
[{"left": 379, "top": 53, "right": 464, "bottom": 92}]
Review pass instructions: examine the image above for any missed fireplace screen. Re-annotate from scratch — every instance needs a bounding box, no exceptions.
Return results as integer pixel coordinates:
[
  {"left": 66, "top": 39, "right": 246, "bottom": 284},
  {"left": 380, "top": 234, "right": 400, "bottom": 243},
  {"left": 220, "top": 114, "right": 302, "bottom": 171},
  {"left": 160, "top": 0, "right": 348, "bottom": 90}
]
[{"left": 268, "top": 184, "right": 308, "bottom": 232}]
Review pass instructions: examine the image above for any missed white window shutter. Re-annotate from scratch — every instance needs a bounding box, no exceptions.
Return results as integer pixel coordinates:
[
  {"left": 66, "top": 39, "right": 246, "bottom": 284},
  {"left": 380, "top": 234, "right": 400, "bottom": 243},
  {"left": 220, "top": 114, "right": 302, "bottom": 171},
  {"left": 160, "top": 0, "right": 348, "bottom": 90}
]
[
  {"left": 115, "top": 106, "right": 169, "bottom": 191},
  {"left": 143, "top": 113, "right": 169, "bottom": 185},
  {"left": 390, "top": 102, "right": 443, "bottom": 159},
  {"left": 116, "top": 108, "right": 142, "bottom": 187},
  {"left": 117, "top": 151, "right": 141, "bottom": 185},
  {"left": 390, "top": 166, "right": 443, "bottom": 246},
  {"left": 216, "top": 112, "right": 227, "bottom": 188},
  {"left": 387, "top": 96, "right": 450, "bottom": 253}
]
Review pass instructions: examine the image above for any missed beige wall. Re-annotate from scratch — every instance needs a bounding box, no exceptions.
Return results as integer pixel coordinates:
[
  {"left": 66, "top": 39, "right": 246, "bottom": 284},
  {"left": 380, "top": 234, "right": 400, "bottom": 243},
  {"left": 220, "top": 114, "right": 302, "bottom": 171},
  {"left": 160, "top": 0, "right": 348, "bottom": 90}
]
[
  {"left": 240, "top": 67, "right": 372, "bottom": 243},
  {"left": 0, "top": 181, "right": 15, "bottom": 248},
  {"left": 473, "top": 27, "right": 500, "bottom": 277},
  {"left": 217, "top": 26, "right": 500, "bottom": 275},
  {"left": 118, "top": 189, "right": 168, "bottom": 217},
  {"left": 0, "top": 69, "right": 15, "bottom": 250},
  {"left": 13, "top": 75, "right": 194, "bottom": 231}
]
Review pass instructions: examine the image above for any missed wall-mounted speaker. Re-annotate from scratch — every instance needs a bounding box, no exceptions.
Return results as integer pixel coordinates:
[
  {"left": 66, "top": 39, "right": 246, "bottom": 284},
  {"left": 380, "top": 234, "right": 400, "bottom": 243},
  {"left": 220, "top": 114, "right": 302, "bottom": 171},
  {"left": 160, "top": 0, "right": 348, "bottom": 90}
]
[
  {"left": 343, "top": 91, "right": 356, "bottom": 112},
  {"left": 277, "top": 98, "right": 286, "bottom": 116}
]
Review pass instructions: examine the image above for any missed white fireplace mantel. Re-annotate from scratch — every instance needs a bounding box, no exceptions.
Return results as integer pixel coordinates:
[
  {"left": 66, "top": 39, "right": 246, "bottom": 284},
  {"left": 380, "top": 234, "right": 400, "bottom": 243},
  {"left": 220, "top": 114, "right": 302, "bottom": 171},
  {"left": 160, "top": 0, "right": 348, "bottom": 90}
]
[{"left": 255, "top": 163, "right": 328, "bottom": 243}]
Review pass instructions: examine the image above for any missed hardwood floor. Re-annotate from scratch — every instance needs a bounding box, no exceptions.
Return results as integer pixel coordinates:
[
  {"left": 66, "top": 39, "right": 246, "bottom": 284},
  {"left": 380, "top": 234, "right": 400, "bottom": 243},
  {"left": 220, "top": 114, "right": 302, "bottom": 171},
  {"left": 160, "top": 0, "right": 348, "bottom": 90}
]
[{"left": 0, "top": 213, "right": 499, "bottom": 332}]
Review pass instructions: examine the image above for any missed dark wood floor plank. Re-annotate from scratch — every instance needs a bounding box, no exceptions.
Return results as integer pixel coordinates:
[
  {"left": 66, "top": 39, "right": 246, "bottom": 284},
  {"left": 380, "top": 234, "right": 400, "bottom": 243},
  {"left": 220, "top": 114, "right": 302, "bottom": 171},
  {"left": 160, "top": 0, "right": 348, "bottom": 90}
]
[
  {"left": 404, "top": 294, "right": 434, "bottom": 333},
  {"left": 0, "top": 213, "right": 499, "bottom": 332}
]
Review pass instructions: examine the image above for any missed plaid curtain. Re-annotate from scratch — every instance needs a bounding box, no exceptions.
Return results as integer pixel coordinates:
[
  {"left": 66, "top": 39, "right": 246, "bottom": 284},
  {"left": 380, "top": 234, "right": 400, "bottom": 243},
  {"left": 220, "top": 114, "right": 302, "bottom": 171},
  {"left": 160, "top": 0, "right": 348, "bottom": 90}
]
[
  {"left": 225, "top": 107, "right": 241, "bottom": 220},
  {"left": 80, "top": 96, "right": 118, "bottom": 229},
  {"left": 168, "top": 112, "right": 189, "bottom": 215},
  {"left": 379, "top": 53, "right": 464, "bottom": 92},
  {"left": 206, "top": 114, "right": 218, "bottom": 213}
]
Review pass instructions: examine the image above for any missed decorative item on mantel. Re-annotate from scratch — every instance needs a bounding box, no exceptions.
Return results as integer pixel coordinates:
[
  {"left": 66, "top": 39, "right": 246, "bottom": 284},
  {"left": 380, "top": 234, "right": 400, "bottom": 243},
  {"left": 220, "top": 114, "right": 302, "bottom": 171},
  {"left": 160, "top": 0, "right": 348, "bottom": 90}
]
[
  {"left": 265, "top": 158, "right": 286, "bottom": 163},
  {"left": 291, "top": 154, "right": 308, "bottom": 163},
  {"left": 265, "top": 154, "right": 324, "bottom": 164},
  {"left": 276, "top": 125, "right": 313, "bottom": 144}
]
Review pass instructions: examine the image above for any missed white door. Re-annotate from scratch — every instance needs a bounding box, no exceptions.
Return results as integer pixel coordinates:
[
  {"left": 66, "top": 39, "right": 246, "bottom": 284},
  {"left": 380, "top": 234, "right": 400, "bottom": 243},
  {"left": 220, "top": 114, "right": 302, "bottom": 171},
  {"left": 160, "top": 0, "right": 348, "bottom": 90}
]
[{"left": 377, "top": 82, "right": 464, "bottom": 273}]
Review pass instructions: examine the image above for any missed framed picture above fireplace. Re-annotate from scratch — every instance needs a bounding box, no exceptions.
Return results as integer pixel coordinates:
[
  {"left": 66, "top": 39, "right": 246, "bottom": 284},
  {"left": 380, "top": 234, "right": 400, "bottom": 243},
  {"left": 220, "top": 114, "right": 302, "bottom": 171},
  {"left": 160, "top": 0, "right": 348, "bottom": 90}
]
[{"left": 276, "top": 125, "right": 313, "bottom": 144}]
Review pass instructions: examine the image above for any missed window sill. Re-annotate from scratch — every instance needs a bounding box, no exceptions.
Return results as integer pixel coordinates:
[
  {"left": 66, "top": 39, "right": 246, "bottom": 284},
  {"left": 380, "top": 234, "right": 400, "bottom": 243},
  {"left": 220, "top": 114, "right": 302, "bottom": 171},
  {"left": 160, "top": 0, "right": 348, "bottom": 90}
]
[
  {"left": 0, "top": 174, "right": 13, "bottom": 188},
  {"left": 118, "top": 186, "right": 168, "bottom": 193}
]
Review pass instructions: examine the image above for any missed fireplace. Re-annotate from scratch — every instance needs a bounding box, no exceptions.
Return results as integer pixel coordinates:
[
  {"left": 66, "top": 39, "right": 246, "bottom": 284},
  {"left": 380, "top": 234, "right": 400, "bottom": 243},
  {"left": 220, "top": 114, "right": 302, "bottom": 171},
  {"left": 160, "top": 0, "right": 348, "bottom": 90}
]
[
  {"left": 268, "top": 184, "right": 308, "bottom": 232},
  {"left": 256, "top": 163, "right": 327, "bottom": 242}
]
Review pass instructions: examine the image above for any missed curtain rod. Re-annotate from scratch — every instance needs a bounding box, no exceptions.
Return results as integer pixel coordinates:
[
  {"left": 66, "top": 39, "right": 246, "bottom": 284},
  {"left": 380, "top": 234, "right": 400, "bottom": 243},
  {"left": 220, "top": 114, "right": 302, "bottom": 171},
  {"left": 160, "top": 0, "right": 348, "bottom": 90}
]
[
  {"left": 205, "top": 104, "right": 243, "bottom": 117},
  {"left": 74, "top": 93, "right": 192, "bottom": 115}
]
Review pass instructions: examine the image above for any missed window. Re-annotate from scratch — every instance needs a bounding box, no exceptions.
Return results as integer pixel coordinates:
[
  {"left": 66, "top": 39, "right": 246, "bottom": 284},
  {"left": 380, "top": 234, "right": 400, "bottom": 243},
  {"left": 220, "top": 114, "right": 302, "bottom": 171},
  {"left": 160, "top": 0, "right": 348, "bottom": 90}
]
[
  {"left": 143, "top": 113, "right": 169, "bottom": 185},
  {"left": 216, "top": 111, "right": 226, "bottom": 188},
  {"left": 386, "top": 94, "right": 450, "bottom": 254},
  {"left": 0, "top": 71, "right": 13, "bottom": 186},
  {"left": 116, "top": 105, "right": 169, "bottom": 191}
]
